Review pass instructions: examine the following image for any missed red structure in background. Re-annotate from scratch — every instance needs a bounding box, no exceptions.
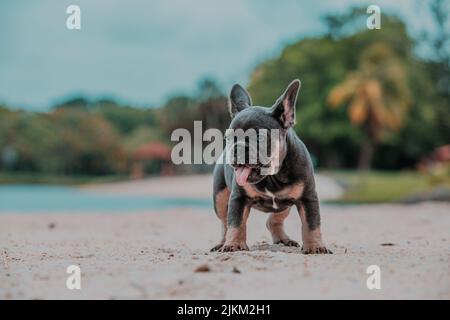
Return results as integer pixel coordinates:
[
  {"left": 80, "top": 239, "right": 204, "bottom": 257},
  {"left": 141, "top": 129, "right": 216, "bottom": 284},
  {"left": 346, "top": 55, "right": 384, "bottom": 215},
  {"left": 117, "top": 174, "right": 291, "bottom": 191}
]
[
  {"left": 132, "top": 142, "right": 174, "bottom": 179},
  {"left": 417, "top": 144, "right": 450, "bottom": 172}
]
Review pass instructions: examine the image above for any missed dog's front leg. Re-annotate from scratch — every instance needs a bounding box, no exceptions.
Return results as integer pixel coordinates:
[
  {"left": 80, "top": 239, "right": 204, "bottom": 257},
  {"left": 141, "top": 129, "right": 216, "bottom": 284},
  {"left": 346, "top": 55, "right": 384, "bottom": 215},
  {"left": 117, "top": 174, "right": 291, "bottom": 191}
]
[
  {"left": 220, "top": 192, "right": 250, "bottom": 252},
  {"left": 296, "top": 191, "right": 332, "bottom": 254}
]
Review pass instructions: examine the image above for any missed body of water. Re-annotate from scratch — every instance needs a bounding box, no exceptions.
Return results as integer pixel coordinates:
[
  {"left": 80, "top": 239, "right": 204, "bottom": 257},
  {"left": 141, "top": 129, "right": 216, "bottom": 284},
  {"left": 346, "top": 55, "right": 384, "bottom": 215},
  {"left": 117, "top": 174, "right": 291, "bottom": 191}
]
[{"left": 0, "top": 185, "right": 210, "bottom": 213}]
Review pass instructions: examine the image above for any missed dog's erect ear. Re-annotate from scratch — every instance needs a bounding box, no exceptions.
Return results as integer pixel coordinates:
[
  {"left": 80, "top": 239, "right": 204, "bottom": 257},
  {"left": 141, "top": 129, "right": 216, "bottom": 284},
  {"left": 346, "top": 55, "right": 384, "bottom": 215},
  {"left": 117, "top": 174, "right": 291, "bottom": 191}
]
[
  {"left": 272, "top": 79, "right": 301, "bottom": 128},
  {"left": 229, "top": 84, "right": 252, "bottom": 117}
]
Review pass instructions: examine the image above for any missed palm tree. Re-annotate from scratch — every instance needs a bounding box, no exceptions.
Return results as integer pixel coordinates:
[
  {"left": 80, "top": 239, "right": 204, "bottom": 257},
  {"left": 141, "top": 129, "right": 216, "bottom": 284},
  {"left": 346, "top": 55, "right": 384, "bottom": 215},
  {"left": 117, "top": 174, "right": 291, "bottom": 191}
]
[{"left": 328, "top": 43, "right": 411, "bottom": 169}]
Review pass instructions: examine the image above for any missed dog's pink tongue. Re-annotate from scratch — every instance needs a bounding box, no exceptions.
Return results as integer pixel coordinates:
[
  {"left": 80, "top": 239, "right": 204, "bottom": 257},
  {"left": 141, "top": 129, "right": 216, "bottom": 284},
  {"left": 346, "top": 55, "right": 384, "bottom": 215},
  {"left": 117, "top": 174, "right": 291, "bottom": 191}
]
[{"left": 235, "top": 167, "right": 252, "bottom": 186}]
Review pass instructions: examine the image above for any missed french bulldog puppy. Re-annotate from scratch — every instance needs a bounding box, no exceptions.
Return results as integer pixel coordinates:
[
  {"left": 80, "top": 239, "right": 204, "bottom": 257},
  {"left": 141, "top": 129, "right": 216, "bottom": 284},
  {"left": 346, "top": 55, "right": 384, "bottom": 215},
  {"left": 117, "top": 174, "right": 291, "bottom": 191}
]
[{"left": 212, "top": 80, "right": 332, "bottom": 254}]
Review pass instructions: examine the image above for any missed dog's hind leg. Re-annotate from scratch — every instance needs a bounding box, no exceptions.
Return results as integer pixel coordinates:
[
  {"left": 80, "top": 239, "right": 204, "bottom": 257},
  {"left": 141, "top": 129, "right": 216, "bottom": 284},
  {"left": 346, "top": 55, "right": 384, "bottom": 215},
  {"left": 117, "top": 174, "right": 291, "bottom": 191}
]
[{"left": 266, "top": 208, "right": 299, "bottom": 247}]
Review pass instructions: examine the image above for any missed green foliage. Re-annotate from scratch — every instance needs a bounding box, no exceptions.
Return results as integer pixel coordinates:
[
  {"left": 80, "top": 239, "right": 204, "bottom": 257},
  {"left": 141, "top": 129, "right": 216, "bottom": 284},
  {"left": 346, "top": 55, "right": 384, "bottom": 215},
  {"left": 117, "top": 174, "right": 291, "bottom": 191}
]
[
  {"left": 156, "top": 79, "right": 229, "bottom": 136},
  {"left": 123, "top": 126, "right": 167, "bottom": 151},
  {"left": 0, "top": 106, "right": 127, "bottom": 175},
  {"left": 0, "top": 78, "right": 230, "bottom": 177},
  {"left": 248, "top": 11, "right": 449, "bottom": 169},
  {"left": 93, "top": 100, "right": 157, "bottom": 135},
  {"left": 326, "top": 170, "right": 450, "bottom": 203}
]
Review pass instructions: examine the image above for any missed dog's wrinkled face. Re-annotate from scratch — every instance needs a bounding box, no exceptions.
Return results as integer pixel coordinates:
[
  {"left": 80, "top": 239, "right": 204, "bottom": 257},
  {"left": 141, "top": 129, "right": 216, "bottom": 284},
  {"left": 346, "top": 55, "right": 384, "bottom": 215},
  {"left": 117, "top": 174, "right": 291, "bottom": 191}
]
[{"left": 226, "top": 80, "right": 301, "bottom": 186}]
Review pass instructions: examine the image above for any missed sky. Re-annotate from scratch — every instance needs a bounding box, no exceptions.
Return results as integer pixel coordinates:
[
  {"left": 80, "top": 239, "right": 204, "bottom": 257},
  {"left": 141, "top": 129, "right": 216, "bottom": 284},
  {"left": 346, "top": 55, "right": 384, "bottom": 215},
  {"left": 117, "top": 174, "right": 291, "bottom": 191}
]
[{"left": 0, "top": 0, "right": 436, "bottom": 110}]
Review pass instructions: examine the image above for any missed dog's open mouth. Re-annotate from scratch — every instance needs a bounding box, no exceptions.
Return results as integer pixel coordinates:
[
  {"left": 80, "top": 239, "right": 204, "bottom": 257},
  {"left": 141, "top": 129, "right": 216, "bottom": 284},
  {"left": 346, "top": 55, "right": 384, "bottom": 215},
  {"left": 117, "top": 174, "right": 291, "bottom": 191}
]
[{"left": 234, "top": 164, "right": 272, "bottom": 186}]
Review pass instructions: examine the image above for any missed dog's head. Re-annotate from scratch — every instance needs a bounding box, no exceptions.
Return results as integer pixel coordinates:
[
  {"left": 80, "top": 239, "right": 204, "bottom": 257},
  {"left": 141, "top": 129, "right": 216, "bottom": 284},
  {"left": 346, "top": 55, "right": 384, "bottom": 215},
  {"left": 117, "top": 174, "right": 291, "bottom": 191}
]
[{"left": 225, "top": 79, "right": 301, "bottom": 186}]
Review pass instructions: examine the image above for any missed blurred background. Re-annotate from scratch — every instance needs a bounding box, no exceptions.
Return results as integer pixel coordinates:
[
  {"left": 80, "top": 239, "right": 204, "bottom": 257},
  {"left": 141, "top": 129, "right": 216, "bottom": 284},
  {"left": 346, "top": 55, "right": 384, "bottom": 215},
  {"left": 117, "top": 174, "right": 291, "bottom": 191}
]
[{"left": 0, "top": 0, "right": 449, "bottom": 206}]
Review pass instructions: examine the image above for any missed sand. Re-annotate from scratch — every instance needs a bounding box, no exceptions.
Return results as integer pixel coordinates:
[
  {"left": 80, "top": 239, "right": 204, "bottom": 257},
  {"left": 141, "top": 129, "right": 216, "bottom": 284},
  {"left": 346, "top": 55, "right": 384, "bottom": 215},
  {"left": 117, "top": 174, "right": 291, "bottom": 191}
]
[{"left": 1, "top": 175, "right": 449, "bottom": 300}]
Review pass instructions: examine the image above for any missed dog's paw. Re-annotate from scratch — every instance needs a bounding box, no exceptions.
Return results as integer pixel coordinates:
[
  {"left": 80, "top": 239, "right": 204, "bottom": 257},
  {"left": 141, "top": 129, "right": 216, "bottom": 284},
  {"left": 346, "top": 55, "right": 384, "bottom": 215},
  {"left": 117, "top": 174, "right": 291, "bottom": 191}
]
[
  {"left": 275, "top": 239, "right": 300, "bottom": 247},
  {"left": 301, "top": 246, "right": 333, "bottom": 254},
  {"left": 219, "top": 242, "right": 249, "bottom": 252},
  {"left": 210, "top": 243, "right": 224, "bottom": 252}
]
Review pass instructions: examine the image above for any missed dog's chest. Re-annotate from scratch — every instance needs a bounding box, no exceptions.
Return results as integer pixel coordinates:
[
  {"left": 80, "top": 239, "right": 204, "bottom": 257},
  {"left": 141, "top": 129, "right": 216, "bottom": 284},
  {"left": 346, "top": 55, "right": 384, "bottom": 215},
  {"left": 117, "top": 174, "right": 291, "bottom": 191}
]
[{"left": 243, "top": 183, "right": 304, "bottom": 212}]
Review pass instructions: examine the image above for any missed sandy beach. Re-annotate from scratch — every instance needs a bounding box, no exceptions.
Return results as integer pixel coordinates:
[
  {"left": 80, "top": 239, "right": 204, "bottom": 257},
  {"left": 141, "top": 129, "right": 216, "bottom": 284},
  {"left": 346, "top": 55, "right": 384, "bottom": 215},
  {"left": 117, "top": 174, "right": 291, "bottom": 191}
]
[{"left": 1, "top": 175, "right": 449, "bottom": 299}]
